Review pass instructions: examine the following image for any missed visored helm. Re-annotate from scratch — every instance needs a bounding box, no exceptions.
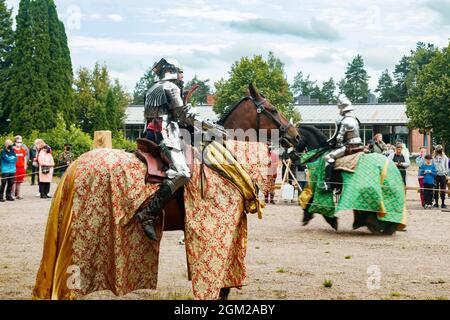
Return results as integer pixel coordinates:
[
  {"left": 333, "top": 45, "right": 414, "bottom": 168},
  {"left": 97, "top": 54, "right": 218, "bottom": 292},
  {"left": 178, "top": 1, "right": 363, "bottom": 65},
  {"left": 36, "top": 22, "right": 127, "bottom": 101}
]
[
  {"left": 337, "top": 94, "right": 355, "bottom": 114},
  {"left": 152, "top": 57, "right": 183, "bottom": 82}
]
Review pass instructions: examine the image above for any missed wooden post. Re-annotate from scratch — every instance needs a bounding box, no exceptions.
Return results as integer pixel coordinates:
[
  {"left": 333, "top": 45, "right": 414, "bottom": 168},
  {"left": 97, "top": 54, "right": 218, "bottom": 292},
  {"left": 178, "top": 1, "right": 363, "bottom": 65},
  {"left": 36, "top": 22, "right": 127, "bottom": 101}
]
[{"left": 93, "top": 131, "right": 112, "bottom": 149}]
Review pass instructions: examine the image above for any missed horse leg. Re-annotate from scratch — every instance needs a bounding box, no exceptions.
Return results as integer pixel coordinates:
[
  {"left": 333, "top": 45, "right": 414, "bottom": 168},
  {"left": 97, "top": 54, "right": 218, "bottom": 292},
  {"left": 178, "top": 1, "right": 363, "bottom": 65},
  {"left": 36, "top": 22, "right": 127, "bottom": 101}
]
[
  {"left": 323, "top": 215, "right": 338, "bottom": 231},
  {"left": 353, "top": 210, "right": 367, "bottom": 230},
  {"left": 302, "top": 207, "right": 314, "bottom": 226},
  {"left": 219, "top": 288, "right": 231, "bottom": 300},
  {"left": 365, "top": 212, "right": 398, "bottom": 236}
]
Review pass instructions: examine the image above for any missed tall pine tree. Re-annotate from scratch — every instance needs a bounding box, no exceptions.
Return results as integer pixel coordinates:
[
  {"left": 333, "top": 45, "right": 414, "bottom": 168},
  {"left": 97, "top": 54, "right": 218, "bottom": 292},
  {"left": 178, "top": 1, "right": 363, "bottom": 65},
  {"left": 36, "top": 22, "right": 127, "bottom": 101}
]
[
  {"left": 8, "top": 0, "right": 73, "bottom": 134},
  {"left": 0, "top": 0, "right": 14, "bottom": 132},
  {"left": 46, "top": 0, "right": 74, "bottom": 124},
  {"left": 320, "top": 78, "right": 337, "bottom": 104},
  {"left": 342, "top": 55, "right": 370, "bottom": 103},
  {"left": 375, "top": 69, "right": 398, "bottom": 102},
  {"left": 133, "top": 68, "right": 155, "bottom": 104},
  {"left": 8, "top": 0, "right": 40, "bottom": 134}
]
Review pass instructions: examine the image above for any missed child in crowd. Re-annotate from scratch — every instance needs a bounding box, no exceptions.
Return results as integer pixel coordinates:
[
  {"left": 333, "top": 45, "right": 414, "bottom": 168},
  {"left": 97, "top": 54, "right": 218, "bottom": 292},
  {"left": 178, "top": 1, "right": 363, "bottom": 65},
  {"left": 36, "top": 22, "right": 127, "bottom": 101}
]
[{"left": 419, "top": 155, "right": 437, "bottom": 209}]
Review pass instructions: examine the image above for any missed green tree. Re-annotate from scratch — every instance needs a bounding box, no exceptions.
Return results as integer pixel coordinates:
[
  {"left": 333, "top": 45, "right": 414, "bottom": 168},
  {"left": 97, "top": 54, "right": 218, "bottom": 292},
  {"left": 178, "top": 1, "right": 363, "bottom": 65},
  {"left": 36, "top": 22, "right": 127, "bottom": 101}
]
[
  {"left": 375, "top": 69, "right": 398, "bottom": 102},
  {"left": 214, "top": 53, "right": 298, "bottom": 122},
  {"left": 110, "top": 80, "right": 130, "bottom": 134},
  {"left": 7, "top": 0, "right": 73, "bottom": 134},
  {"left": 133, "top": 67, "right": 155, "bottom": 104},
  {"left": 291, "top": 71, "right": 316, "bottom": 98},
  {"left": 321, "top": 78, "right": 337, "bottom": 104},
  {"left": 73, "top": 63, "right": 130, "bottom": 135},
  {"left": 406, "top": 43, "right": 450, "bottom": 145},
  {"left": 184, "top": 75, "right": 211, "bottom": 106},
  {"left": 46, "top": 0, "right": 74, "bottom": 124},
  {"left": 342, "top": 55, "right": 370, "bottom": 103},
  {"left": 393, "top": 42, "right": 439, "bottom": 101},
  {"left": 0, "top": 0, "right": 14, "bottom": 132},
  {"left": 10, "top": 0, "right": 54, "bottom": 134}
]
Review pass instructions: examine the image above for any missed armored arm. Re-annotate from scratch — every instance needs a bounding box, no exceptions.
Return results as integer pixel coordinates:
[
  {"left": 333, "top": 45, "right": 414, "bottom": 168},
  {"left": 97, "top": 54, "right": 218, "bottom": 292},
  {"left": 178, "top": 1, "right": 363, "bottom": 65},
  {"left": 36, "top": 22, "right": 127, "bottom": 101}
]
[
  {"left": 165, "top": 83, "right": 227, "bottom": 135},
  {"left": 335, "top": 123, "right": 347, "bottom": 146}
]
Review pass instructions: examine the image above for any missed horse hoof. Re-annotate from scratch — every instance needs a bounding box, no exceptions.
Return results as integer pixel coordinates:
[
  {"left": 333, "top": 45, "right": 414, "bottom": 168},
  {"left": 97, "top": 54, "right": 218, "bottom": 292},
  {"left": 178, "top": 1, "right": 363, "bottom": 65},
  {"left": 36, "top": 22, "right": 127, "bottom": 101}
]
[
  {"left": 303, "top": 211, "right": 314, "bottom": 225},
  {"left": 219, "top": 288, "right": 231, "bottom": 300}
]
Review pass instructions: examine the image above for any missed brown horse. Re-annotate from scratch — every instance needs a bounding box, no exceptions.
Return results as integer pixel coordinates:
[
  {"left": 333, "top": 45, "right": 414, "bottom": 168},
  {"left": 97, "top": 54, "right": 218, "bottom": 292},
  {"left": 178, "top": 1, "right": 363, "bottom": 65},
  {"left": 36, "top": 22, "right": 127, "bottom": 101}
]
[
  {"left": 158, "top": 83, "right": 300, "bottom": 298},
  {"left": 33, "top": 83, "right": 300, "bottom": 301},
  {"left": 161, "top": 83, "right": 299, "bottom": 232}
]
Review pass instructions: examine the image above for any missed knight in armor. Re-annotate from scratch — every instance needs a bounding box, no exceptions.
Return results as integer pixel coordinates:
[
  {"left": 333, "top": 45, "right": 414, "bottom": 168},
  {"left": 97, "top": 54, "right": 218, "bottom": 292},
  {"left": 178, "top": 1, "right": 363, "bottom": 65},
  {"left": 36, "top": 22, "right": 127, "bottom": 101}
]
[
  {"left": 323, "top": 94, "right": 363, "bottom": 191},
  {"left": 135, "top": 58, "right": 222, "bottom": 241}
]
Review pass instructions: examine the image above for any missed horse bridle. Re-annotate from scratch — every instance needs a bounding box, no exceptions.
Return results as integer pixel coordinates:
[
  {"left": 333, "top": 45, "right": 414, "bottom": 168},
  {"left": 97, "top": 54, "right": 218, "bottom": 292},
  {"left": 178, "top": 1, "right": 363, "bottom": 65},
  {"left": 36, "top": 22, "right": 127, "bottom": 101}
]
[{"left": 249, "top": 97, "right": 295, "bottom": 145}]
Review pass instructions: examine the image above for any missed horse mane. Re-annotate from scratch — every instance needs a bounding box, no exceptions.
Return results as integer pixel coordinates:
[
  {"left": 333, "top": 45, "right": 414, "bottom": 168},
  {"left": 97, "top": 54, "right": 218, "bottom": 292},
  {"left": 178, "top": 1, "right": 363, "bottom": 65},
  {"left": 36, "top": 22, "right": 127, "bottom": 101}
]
[
  {"left": 301, "top": 126, "right": 328, "bottom": 144},
  {"left": 217, "top": 97, "right": 251, "bottom": 125},
  {"left": 297, "top": 125, "right": 329, "bottom": 151}
]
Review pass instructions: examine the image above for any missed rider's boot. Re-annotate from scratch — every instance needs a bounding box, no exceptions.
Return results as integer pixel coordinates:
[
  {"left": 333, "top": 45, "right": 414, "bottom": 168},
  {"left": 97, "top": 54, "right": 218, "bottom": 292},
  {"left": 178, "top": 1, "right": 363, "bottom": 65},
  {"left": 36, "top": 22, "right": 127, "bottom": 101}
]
[
  {"left": 323, "top": 162, "right": 335, "bottom": 192},
  {"left": 136, "top": 183, "right": 173, "bottom": 241}
]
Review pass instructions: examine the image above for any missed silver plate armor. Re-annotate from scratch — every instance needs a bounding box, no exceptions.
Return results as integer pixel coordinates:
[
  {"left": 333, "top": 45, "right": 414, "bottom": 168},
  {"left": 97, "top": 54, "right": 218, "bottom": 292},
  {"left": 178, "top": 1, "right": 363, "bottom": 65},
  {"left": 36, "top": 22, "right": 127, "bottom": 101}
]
[{"left": 326, "top": 95, "right": 362, "bottom": 164}]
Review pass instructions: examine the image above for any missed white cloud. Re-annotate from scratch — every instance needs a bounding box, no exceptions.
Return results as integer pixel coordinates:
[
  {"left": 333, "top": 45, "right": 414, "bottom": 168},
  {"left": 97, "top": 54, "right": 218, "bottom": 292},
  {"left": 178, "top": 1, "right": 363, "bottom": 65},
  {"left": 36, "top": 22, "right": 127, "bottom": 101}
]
[
  {"left": 164, "top": 7, "right": 259, "bottom": 22},
  {"left": 69, "top": 36, "right": 225, "bottom": 57},
  {"left": 82, "top": 13, "right": 124, "bottom": 23},
  {"left": 107, "top": 14, "right": 124, "bottom": 22}
]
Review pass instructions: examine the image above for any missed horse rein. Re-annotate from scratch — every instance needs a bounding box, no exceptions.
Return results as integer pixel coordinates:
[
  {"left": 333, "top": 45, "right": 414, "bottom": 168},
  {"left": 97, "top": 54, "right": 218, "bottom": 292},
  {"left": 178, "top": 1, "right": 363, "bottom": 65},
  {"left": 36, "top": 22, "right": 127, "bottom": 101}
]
[{"left": 249, "top": 97, "right": 294, "bottom": 144}]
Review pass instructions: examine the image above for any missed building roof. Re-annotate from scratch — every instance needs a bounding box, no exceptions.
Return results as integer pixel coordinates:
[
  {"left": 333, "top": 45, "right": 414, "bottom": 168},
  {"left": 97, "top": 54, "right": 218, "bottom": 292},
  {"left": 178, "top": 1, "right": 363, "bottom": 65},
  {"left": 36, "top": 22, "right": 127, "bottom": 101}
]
[
  {"left": 295, "top": 103, "right": 408, "bottom": 125},
  {"left": 125, "top": 103, "right": 408, "bottom": 126},
  {"left": 125, "top": 105, "right": 219, "bottom": 125}
]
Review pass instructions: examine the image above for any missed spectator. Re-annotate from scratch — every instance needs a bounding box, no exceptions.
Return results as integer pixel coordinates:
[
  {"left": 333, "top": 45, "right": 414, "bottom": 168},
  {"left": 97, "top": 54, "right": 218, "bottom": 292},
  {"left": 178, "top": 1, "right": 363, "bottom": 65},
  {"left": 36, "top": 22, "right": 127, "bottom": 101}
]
[
  {"left": 388, "top": 142, "right": 410, "bottom": 185},
  {"left": 265, "top": 144, "right": 278, "bottom": 204},
  {"left": 419, "top": 155, "right": 437, "bottom": 209},
  {"left": 385, "top": 144, "right": 395, "bottom": 157},
  {"left": 0, "top": 140, "right": 18, "bottom": 202},
  {"left": 373, "top": 133, "right": 387, "bottom": 154},
  {"left": 58, "top": 143, "right": 74, "bottom": 177},
  {"left": 38, "top": 144, "right": 55, "bottom": 199},
  {"left": 396, "top": 139, "right": 410, "bottom": 160},
  {"left": 432, "top": 145, "right": 449, "bottom": 209},
  {"left": 364, "top": 140, "right": 375, "bottom": 153},
  {"left": 29, "top": 142, "right": 39, "bottom": 185},
  {"left": 416, "top": 147, "right": 427, "bottom": 208},
  {"left": 11, "top": 136, "right": 27, "bottom": 200}
]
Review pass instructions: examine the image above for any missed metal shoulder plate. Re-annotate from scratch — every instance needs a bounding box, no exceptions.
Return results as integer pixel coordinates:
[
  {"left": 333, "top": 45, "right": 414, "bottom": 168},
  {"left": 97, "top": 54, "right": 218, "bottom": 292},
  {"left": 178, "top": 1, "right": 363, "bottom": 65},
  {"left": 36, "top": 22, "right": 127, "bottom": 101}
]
[
  {"left": 145, "top": 82, "right": 168, "bottom": 108},
  {"left": 163, "top": 81, "right": 184, "bottom": 110},
  {"left": 341, "top": 116, "right": 360, "bottom": 132}
]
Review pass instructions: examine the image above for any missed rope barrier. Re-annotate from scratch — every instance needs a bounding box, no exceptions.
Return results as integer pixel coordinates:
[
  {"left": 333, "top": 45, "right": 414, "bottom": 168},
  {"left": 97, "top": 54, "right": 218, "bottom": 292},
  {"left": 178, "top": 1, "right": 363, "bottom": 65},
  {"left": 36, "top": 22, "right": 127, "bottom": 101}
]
[{"left": 0, "top": 164, "right": 71, "bottom": 182}]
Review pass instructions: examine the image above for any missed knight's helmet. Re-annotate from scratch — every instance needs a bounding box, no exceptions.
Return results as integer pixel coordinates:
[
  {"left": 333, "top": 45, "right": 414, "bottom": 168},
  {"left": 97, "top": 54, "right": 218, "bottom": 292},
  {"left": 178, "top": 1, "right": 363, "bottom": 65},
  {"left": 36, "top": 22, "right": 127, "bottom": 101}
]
[
  {"left": 152, "top": 57, "right": 183, "bottom": 83},
  {"left": 337, "top": 94, "right": 355, "bottom": 115}
]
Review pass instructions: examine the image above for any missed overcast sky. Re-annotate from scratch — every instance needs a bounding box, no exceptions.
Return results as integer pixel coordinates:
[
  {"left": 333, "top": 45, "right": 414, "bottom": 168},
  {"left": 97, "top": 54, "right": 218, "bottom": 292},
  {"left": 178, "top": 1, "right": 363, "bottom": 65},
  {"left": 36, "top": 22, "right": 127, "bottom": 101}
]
[{"left": 5, "top": 0, "right": 450, "bottom": 94}]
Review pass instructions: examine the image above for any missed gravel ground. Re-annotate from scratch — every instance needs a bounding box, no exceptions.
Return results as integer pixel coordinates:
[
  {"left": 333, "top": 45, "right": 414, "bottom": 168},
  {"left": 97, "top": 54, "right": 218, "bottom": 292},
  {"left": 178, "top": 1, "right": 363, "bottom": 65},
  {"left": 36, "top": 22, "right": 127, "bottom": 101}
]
[{"left": 0, "top": 172, "right": 449, "bottom": 300}]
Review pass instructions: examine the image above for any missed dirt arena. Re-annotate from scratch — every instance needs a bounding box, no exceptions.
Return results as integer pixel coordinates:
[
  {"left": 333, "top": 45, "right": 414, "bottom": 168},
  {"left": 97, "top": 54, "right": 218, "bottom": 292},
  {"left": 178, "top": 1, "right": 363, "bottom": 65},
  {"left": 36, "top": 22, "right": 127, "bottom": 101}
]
[{"left": 0, "top": 172, "right": 449, "bottom": 300}]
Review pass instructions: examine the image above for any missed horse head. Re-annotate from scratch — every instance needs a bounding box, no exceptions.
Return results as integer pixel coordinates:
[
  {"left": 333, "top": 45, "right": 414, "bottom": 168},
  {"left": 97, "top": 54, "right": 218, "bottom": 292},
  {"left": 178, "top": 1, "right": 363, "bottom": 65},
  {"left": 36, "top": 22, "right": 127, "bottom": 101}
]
[{"left": 219, "top": 83, "right": 300, "bottom": 147}]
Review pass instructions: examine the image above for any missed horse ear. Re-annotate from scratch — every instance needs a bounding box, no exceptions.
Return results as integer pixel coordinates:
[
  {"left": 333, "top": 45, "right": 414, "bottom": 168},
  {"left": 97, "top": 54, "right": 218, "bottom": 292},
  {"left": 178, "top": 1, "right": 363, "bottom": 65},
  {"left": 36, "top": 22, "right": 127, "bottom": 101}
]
[{"left": 248, "top": 83, "right": 262, "bottom": 100}]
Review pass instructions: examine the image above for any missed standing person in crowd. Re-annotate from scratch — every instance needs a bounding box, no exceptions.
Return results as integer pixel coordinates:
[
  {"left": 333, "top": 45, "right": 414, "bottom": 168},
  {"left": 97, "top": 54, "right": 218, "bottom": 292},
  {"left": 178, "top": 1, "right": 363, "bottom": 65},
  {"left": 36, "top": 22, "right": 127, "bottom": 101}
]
[
  {"left": 265, "top": 144, "right": 278, "bottom": 204},
  {"left": 419, "top": 155, "right": 437, "bottom": 209},
  {"left": 432, "top": 145, "right": 449, "bottom": 209},
  {"left": 29, "top": 142, "right": 40, "bottom": 185},
  {"left": 373, "top": 133, "right": 387, "bottom": 154},
  {"left": 58, "top": 144, "right": 74, "bottom": 177},
  {"left": 388, "top": 142, "right": 410, "bottom": 185},
  {"left": 416, "top": 147, "right": 427, "bottom": 208},
  {"left": 38, "top": 144, "right": 55, "bottom": 199},
  {"left": 0, "top": 140, "right": 17, "bottom": 202},
  {"left": 11, "top": 136, "right": 27, "bottom": 200}
]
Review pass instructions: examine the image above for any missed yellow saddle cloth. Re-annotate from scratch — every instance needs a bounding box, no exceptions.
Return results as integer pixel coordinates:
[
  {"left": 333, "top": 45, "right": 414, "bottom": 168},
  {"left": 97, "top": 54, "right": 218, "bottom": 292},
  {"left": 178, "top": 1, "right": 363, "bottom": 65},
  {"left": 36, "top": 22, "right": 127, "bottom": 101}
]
[{"left": 203, "top": 141, "right": 265, "bottom": 219}]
